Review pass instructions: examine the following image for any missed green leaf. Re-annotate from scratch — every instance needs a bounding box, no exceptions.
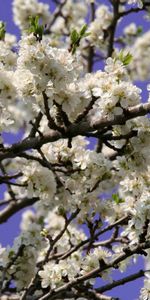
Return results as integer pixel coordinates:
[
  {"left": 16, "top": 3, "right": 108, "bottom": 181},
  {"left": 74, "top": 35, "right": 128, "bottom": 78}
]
[
  {"left": 8, "top": 249, "right": 15, "bottom": 258},
  {"left": 112, "top": 193, "right": 125, "bottom": 205},
  {"left": 0, "top": 22, "right": 6, "bottom": 40},
  {"left": 72, "top": 44, "right": 77, "bottom": 55},
  {"left": 29, "top": 15, "right": 39, "bottom": 29},
  {"left": 82, "top": 32, "right": 91, "bottom": 38},
  {"left": 28, "top": 15, "right": 44, "bottom": 41},
  {"left": 118, "top": 50, "right": 133, "bottom": 66},
  {"left": 71, "top": 29, "right": 79, "bottom": 44},
  {"left": 137, "top": 26, "right": 143, "bottom": 35},
  {"left": 80, "top": 24, "right": 88, "bottom": 37},
  {"left": 80, "top": 24, "right": 90, "bottom": 38},
  {"left": 70, "top": 24, "right": 90, "bottom": 55}
]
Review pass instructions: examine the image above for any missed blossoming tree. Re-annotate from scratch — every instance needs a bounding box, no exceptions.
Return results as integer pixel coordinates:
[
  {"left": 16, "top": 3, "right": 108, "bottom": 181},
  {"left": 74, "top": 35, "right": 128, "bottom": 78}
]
[{"left": 1, "top": 0, "right": 150, "bottom": 299}]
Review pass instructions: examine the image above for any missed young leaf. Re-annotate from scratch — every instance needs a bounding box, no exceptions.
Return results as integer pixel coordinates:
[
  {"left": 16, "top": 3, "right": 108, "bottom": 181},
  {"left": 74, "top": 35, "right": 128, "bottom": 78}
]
[
  {"left": 80, "top": 24, "right": 88, "bottom": 37},
  {"left": 0, "top": 22, "right": 6, "bottom": 40},
  {"left": 70, "top": 24, "right": 90, "bottom": 55},
  {"left": 112, "top": 193, "right": 125, "bottom": 205},
  {"left": 137, "top": 26, "right": 143, "bottom": 35},
  {"left": 28, "top": 15, "right": 44, "bottom": 41},
  {"left": 118, "top": 50, "right": 133, "bottom": 66},
  {"left": 71, "top": 29, "right": 79, "bottom": 44}
]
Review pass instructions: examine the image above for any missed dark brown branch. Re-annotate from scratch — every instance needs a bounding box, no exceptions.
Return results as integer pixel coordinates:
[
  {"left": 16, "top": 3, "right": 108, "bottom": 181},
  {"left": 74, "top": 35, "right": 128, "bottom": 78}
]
[
  {"left": 53, "top": 216, "right": 129, "bottom": 261},
  {"left": 40, "top": 289, "right": 117, "bottom": 300},
  {"left": 0, "top": 163, "right": 16, "bottom": 199},
  {"left": 19, "top": 152, "right": 54, "bottom": 170},
  {"left": 43, "top": 208, "right": 80, "bottom": 264},
  {"left": 39, "top": 240, "right": 150, "bottom": 300},
  {"left": 0, "top": 130, "right": 62, "bottom": 161},
  {"left": 28, "top": 111, "right": 43, "bottom": 138},
  {"left": 96, "top": 269, "right": 146, "bottom": 293},
  {"left": 87, "top": 1, "right": 95, "bottom": 72},
  {"left": 0, "top": 181, "right": 26, "bottom": 187},
  {"left": 53, "top": 100, "right": 71, "bottom": 128},
  {"left": 91, "top": 228, "right": 119, "bottom": 249},
  {"left": 0, "top": 172, "right": 22, "bottom": 183},
  {"left": 0, "top": 101, "right": 150, "bottom": 162},
  {"left": 45, "top": 0, "right": 67, "bottom": 33},
  {"left": 139, "top": 218, "right": 149, "bottom": 243},
  {"left": 43, "top": 91, "right": 64, "bottom": 133},
  {"left": 0, "top": 245, "right": 25, "bottom": 293},
  {"left": 21, "top": 208, "right": 80, "bottom": 300},
  {"left": 0, "top": 197, "right": 39, "bottom": 224},
  {"left": 107, "top": 1, "right": 120, "bottom": 57},
  {"left": 75, "top": 95, "right": 97, "bottom": 123}
]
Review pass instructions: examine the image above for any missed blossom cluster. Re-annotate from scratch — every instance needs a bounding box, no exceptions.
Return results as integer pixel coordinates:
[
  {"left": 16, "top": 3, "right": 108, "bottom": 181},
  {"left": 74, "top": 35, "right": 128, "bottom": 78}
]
[
  {"left": 12, "top": 0, "right": 51, "bottom": 31},
  {"left": 129, "top": 30, "right": 150, "bottom": 80}
]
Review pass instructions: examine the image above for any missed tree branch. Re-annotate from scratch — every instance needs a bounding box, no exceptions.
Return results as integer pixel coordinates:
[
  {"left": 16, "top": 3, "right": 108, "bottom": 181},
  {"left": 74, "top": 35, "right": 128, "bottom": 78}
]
[
  {"left": 0, "top": 102, "right": 150, "bottom": 162},
  {"left": 39, "top": 240, "right": 150, "bottom": 300},
  {"left": 96, "top": 269, "right": 147, "bottom": 293},
  {"left": 0, "top": 197, "right": 39, "bottom": 224}
]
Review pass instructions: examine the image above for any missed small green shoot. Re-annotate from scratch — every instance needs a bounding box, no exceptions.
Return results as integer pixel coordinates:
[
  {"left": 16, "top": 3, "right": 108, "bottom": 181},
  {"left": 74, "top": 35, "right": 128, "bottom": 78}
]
[
  {"left": 0, "top": 22, "right": 6, "bottom": 41},
  {"left": 118, "top": 49, "right": 133, "bottom": 66},
  {"left": 70, "top": 24, "right": 90, "bottom": 55},
  {"left": 137, "top": 26, "right": 143, "bottom": 35},
  {"left": 112, "top": 193, "right": 125, "bottom": 205},
  {"left": 28, "top": 16, "right": 44, "bottom": 41}
]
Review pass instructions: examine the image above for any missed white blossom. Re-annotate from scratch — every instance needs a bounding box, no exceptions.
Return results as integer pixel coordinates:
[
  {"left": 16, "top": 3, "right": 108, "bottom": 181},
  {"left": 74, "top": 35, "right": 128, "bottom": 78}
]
[
  {"left": 88, "top": 5, "right": 113, "bottom": 51},
  {"left": 19, "top": 160, "right": 56, "bottom": 205},
  {"left": 127, "top": 0, "right": 143, "bottom": 8},
  {"left": 12, "top": 0, "right": 51, "bottom": 31},
  {"left": 129, "top": 31, "right": 150, "bottom": 80}
]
